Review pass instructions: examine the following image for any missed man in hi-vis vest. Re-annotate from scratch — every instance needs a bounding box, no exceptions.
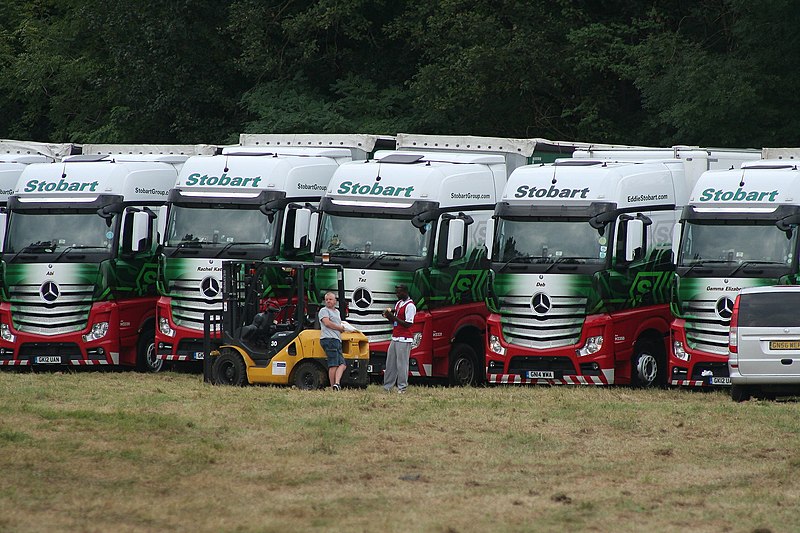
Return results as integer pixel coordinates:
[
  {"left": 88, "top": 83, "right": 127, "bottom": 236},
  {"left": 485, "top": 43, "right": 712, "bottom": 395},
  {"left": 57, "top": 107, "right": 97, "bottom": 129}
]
[{"left": 382, "top": 283, "right": 416, "bottom": 394}]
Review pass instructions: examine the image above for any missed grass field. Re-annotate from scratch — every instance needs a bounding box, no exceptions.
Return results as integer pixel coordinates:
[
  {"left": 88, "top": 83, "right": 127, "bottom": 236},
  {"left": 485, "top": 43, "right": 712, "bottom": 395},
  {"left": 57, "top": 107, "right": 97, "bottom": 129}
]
[{"left": 0, "top": 370, "right": 797, "bottom": 533}]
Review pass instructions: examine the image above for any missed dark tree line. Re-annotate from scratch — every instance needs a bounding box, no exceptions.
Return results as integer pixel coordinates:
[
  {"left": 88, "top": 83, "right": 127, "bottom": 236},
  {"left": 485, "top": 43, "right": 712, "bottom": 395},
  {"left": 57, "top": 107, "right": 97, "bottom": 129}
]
[{"left": 0, "top": 0, "right": 797, "bottom": 148}]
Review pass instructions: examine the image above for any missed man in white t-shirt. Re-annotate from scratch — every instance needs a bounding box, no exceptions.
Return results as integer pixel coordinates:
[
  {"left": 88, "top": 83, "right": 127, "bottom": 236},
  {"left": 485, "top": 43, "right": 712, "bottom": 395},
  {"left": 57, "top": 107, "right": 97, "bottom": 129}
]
[{"left": 382, "top": 283, "right": 416, "bottom": 394}]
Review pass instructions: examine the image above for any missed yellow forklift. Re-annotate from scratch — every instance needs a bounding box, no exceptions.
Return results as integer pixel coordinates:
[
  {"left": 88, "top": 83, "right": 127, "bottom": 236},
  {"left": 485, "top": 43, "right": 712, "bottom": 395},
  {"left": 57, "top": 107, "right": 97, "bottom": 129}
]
[{"left": 203, "top": 260, "right": 369, "bottom": 388}]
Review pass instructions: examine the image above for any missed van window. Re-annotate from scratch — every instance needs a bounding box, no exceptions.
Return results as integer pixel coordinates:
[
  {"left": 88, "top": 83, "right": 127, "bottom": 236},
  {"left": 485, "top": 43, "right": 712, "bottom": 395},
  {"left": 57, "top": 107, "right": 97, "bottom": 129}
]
[{"left": 738, "top": 292, "right": 800, "bottom": 327}]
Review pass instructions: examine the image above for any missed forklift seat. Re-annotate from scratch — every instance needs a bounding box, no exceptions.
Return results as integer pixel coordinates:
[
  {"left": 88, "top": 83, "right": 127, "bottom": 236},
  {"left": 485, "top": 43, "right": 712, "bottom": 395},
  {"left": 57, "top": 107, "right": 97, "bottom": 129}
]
[{"left": 241, "top": 306, "right": 279, "bottom": 341}]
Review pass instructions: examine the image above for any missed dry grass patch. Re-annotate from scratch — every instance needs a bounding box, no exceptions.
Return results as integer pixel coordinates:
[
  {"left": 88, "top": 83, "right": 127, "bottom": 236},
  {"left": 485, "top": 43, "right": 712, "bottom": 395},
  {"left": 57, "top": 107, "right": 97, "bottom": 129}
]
[{"left": 0, "top": 371, "right": 797, "bottom": 532}]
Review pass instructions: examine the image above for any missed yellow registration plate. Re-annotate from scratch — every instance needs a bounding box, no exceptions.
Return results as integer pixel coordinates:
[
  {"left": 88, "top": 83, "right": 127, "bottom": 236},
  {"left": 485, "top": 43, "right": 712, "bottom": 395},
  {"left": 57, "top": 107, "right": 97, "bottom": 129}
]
[{"left": 769, "top": 340, "right": 800, "bottom": 350}]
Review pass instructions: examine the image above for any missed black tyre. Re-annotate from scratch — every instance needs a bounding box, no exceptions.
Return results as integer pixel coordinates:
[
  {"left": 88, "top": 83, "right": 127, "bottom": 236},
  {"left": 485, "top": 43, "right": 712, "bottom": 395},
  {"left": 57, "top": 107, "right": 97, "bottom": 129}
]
[
  {"left": 630, "top": 340, "right": 664, "bottom": 388},
  {"left": 448, "top": 343, "right": 481, "bottom": 387},
  {"left": 730, "top": 384, "right": 751, "bottom": 402},
  {"left": 211, "top": 351, "right": 247, "bottom": 386},
  {"left": 293, "top": 361, "right": 325, "bottom": 390},
  {"left": 135, "top": 328, "right": 162, "bottom": 373}
]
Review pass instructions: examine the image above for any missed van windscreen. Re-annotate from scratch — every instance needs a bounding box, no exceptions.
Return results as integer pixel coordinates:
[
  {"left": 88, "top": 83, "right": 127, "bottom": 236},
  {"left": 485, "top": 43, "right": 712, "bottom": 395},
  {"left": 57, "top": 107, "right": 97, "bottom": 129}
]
[{"left": 738, "top": 292, "right": 800, "bottom": 327}]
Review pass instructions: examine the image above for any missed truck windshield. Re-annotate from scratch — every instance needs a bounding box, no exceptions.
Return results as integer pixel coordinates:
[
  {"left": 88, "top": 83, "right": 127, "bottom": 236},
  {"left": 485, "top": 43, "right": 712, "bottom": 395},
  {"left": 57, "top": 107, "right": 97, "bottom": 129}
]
[
  {"left": 165, "top": 206, "right": 275, "bottom": 250},
  {"left": 678, "top": 222, "right": 794, "bottom": 267},
  {"left": 493, "top": 219, "right": 609, "bottom": 264},
  {"left": 318, "top": 214, "right": 431, "bottom": 258},
  {"left": 5, "top": 212, "right": 115, "bottom": 255}
]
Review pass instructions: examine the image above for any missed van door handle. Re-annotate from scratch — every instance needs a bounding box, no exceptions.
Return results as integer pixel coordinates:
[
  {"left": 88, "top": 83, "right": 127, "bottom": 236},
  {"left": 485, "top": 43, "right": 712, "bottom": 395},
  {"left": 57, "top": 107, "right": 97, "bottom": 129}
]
[{"left": 781, "top": 359, "right": 793, "bottom": 365}]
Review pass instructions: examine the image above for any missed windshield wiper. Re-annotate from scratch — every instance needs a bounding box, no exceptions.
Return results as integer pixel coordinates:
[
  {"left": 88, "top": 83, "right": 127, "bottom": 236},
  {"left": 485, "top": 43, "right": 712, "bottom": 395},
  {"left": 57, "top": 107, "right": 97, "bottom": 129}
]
[
  {"left": 679, "top": 260, "right": 734, "bottom": 276},
  {"left": 543, "top": 257, "right": 574, "bottom": 274},
  {"left": 212, "top": 242, "right": 265, "bottom": 258},
  {"left": 362, "top": 252, "right": 411, "bottom": 270},
  {"left": 167, "top": 239, "right": 206, "bottom": 256},
  {"left": 53, "top": 245, "right": 108, "bottom": 262},
  {"left": 5, "top": 241, "right": 56, "bottom": 263},
  {"left": 496, "top": 255, "right": 535, "bottom": 272},
  {"left": 728, "top": 260, "right": 786, "bottom": 277}
]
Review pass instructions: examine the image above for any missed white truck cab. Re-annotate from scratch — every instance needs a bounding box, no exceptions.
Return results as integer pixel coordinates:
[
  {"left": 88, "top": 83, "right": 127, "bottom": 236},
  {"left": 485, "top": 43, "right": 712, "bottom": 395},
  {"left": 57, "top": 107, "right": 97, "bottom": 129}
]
[
  {"left": 156, "top": 135, "right": 387, "bottom": 363},
  {"left": 0, "top": 144, "right": 214, "bottom": 370}
]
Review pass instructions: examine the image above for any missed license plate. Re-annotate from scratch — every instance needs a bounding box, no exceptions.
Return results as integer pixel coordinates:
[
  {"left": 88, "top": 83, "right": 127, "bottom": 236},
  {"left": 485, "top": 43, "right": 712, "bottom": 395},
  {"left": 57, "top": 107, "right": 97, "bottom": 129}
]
[
  {"left": 35, "top": 356, "right": 61, "bottom": 364},
  {"left": 710, "top": 377, "right": 731, "bottom": 386},
  {"left": 526, "top": 370, "right": 554, "bottom": 379},
  {"left": 769, "top": 340, "right": 800, "bottom": 350},
  {"left": 193, "top": 351, "right": 204, "bottom": 360}
]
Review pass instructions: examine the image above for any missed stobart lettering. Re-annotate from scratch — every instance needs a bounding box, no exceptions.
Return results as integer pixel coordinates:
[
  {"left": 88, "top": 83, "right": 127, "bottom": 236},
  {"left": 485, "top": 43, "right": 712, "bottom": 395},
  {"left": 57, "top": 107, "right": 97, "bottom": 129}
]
[
  {"left": 185, "top": 172, "right": 262, "bottom": 187},
  {"left": 699, "top": 187, "right": 778, "bottom": 202},
  {"left": 337, "top": 181, "right": 415, "bottom": 197},
  {"left": 24, "top": 179, "right": 99, "bottom": 193},
  {"left": 515, "top": 185, "right": 590, "bottom": 199}
]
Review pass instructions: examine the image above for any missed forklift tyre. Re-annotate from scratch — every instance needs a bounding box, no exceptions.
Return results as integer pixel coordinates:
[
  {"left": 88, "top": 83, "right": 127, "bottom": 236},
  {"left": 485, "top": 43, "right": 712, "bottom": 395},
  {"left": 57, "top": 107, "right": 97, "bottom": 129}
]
[
  {"left": 293, "top": 361, "right": 326, "bottom": 390},
  {"left": 211, "top": 350, "right": 247, "bottom": 386}
]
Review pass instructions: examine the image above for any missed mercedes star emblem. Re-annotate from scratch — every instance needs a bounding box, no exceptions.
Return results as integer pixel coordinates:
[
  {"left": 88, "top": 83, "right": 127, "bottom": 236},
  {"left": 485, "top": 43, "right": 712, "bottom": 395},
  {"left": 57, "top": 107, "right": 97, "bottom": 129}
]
[
  {"left": 40, "top": 280, "right": 60, "bottom": 303},
  {"left": 531, "top": 292, "right": 551, "bottom": 315},
  {"left": 352, "top": 287, "right": 373, "bottom": 310},
  {"left": 200, "top": 276, "right": 221, "bottom": 298},
  {"left": 715, "top": 296, "right": 735, "bottom": 320}
]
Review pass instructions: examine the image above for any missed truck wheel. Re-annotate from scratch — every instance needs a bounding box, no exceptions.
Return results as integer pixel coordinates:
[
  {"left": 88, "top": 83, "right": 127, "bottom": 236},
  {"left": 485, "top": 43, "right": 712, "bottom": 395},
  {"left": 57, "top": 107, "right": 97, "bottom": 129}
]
[
  {"left": 294, "top": 361, "right": 325, "bottom": 390},
  {"left": 631, "top": 340, "right": 664, "bottom": 388},
  {"left": 730, "top": 384, "right": 751, "bottom": 402},
  {"left": 211, "top": 351, "right": 247, "bottom": 386},
  {"left": 448, "top": 343, "right": 480, "bottom": 387},
  {"left": 135, "top": 329, "right": 162, "bottom": 373}
]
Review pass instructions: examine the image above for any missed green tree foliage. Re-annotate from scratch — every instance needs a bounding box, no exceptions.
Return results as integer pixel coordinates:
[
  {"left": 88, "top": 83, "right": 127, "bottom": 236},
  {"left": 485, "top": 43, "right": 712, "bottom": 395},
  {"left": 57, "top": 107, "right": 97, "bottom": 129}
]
[
  {"left": 0, "top": 0, "right": 244, "bottom": 143},
  {"left": 0, "top": 0, "right": 798, "bottom": 146},
  {"left": 627, "top": 0, "right": 800, "bottom": 147}
]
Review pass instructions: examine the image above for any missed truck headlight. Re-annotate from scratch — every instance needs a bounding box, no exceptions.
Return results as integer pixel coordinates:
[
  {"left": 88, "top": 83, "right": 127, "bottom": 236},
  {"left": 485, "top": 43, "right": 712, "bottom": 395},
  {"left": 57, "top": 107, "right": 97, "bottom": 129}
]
[
  {"left": 576, "top": 336, "right": 603, "bottom": 357},
  {"left": 673, "top": 340, "right": 690, "bottom": 361},
  {"left": 412, "top": 332, "right": 422, "bottom": 349},
  {"left": 82, "top": 322, "right": 109, "bottom": 343},
  {"left": 489, "top": 334, "right": 505, "bottom": 356},
  {"left": 159, "top": 317, "right": 175, "bottom": 337},
  {"left": 0, "top": 323, "right": 15, "bottom": 343}
]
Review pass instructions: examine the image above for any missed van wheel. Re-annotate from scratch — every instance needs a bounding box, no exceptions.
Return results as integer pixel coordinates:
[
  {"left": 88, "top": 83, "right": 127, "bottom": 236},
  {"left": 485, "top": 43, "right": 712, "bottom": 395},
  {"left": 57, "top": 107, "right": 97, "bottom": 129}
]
[
  {"left": 730, "top": 384, "right": 751, "bottom": 402},
  {"left": 294, "top": 361, "right": 325, "bottom": 390},
  {"left": 448, "top": 343, "right": 480, "bottom": 386},
  {"left": 631, "top": 340, "right": 664, "bottom": 388},
  {"left": 135, "top": 329, "right": 162, "bottom": 373},
  {"left": 211, "top": 351, "right": 247, "bottom": 386}
]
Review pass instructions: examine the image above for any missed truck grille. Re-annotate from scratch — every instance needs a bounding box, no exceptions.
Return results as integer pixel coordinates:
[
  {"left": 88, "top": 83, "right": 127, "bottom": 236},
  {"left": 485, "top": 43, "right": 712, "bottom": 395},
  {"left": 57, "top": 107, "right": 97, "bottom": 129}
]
[
  {"left": 169, "top": 279, "right": 220, "bottom": 331},
  {"left": 8, "top": 283, "right": 94, "bottom": 335},
  {"left": 499, "top": 294, "right": 586, "bottom": 349},
  {"left": 345, "top": 288, "right": 397, "bottom": 344},
  {"left": 682, "top": 298, "right": 730, "bottom": 355}
]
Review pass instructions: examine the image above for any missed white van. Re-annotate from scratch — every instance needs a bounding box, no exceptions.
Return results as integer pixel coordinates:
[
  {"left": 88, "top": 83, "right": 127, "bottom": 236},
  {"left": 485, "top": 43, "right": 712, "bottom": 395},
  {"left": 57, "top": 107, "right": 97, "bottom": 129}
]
[{"left": 728, "top": 285, "right": 800, "bottom": 401}]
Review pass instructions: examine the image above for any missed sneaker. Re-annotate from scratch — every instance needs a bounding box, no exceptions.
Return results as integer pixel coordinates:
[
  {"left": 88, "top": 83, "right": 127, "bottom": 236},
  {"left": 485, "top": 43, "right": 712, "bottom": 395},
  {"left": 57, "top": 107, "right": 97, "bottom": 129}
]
[
  {"left": 333, "top": 383, "right": 341, "bottom": 391},
  {"left": 397, "top": 388, "right": 406, "bottom": 394}
]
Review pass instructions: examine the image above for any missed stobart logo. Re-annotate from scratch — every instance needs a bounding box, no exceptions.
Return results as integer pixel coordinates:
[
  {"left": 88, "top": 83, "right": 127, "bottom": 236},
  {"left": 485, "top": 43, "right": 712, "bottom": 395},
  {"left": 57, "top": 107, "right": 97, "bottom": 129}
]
[
  {"left": 514, "top": 185, "right": 590, "bottom": 199},
  {"left": 24, "top": 179, "right": 99, "bottom": 192},
  {"left": 185, "top": 172, "right": 261, "bottom": 187},
  {"left": 337, "top": 181, "right": 414, "bottom": 197},
  {"left": 699, "top": 188, "right": 778, "bottom": 202}
]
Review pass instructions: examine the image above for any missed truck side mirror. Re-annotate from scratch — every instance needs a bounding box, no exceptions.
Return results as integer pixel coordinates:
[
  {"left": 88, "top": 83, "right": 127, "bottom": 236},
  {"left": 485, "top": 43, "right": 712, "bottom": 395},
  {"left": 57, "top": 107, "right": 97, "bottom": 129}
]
[
  {"left": 485, "top": 218, "right": 495, "bottom": 258},
  {"left": 625, "top": 219, "right": 644, "bottom": 262},
  {"left": 446, "top": 218, "right": 466, "bottom": 260},
  {"left": 671, "top": 222, "right": 682, "bottom": 261},
  {"left": 0, "top": 209, "right": 6, "bottom": 252},
  {"left": 123, "top": 211, "right": 152, "bottom": 254},
  {"left": 292, "top": 208, "right": 312, "bottom": 249},
  {"left": 308, "top": 212, "right": 319, "bottom": 253}
]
